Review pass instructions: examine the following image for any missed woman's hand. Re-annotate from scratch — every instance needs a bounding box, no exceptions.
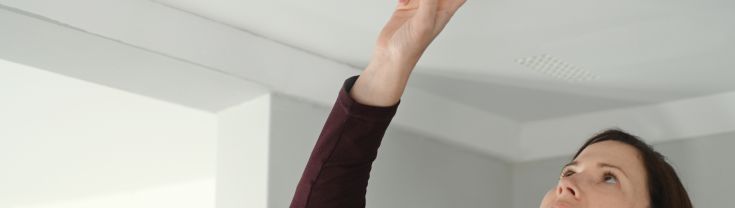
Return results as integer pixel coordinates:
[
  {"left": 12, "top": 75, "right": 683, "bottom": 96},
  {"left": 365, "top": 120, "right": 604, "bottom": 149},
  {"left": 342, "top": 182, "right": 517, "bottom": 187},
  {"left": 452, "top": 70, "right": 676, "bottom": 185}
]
[
  {"left": 377, "top": 0, "right": 467, "bottom": 66},
  {"left": 352, "top": 0, "right": 467, "bottom": 107}
]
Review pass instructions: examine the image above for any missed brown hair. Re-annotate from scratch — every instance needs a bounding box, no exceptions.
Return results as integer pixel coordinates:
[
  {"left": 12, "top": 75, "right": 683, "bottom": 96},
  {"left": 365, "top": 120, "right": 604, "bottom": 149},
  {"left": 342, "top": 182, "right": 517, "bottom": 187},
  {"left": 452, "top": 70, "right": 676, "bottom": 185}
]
[{"left": 573, "top": 129, "right": 693, "bottom": 208}]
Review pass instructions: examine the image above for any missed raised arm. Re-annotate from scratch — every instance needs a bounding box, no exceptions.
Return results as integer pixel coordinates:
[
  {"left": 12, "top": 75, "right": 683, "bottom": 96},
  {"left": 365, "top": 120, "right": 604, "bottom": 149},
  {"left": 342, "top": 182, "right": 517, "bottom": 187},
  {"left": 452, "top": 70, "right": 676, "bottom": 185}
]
[
  {"left": 352, "top": 0, "right": 467, "bottom": 107},
  {"left": 290, "top": 1, "right": 466, "bottom": 207}
]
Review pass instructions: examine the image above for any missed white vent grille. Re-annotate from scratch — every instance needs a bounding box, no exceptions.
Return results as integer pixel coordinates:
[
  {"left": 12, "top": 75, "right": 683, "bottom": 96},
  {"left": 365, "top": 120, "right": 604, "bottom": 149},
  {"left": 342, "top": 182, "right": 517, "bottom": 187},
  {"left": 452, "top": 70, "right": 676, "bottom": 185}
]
[{"left": 516, "top": 54, "right": 599, "bottom": 82}]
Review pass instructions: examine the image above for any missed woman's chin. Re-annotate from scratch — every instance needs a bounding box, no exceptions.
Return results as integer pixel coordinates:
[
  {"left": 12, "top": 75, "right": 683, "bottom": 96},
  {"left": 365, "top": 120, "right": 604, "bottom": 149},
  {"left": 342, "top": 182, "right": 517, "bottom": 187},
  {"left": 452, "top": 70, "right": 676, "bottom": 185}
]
[{"left": 549, "top": 201, "right": 576, "bottom": 208}]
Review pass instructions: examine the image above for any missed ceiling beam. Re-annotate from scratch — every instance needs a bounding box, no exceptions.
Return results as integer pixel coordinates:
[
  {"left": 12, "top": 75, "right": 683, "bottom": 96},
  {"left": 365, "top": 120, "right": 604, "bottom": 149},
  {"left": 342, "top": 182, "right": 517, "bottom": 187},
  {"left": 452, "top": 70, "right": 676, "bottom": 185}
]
[{"left": 0, "top": 5, "right": 267, "bottom": 112}]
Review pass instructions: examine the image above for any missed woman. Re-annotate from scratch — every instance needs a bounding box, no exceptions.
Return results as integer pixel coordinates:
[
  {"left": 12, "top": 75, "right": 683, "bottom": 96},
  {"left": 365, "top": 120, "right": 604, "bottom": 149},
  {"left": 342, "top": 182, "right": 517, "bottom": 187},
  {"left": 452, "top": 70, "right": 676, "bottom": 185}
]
[{"left": 290, "top": 0, "right": 693, "bottom": 207}]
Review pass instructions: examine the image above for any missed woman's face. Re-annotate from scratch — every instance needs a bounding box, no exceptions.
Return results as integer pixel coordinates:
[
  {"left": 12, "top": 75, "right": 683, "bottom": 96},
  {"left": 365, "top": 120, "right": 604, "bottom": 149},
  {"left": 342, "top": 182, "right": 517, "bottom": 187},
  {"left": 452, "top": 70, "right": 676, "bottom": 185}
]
[{"left": 539, "top": 141, "right": 651, "bottom": 208}]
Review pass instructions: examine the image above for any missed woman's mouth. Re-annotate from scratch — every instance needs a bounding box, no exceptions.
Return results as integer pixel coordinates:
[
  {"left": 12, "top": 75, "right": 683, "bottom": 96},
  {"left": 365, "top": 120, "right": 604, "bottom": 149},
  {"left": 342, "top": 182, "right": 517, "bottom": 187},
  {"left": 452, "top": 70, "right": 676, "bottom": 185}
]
[{"left": 551, "top": 201, "right": 574, "bottom": 208}]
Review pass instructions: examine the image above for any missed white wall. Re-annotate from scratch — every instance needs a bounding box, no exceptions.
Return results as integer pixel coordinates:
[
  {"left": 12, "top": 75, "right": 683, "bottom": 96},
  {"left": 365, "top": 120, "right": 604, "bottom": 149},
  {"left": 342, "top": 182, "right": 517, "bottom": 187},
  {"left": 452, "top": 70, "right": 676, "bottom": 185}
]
[
  {"left": 266, "top": 93, "right": 513, "bottom": 208},
  {"left": 7, "top": 57, "right": 730, "bottom": 208},
  {"left": 0, "top": 60, "right": 512, "bottom": 208},
  {"left": 367, "top": 127, "right": 512, "bottom": 208},
  {"left": 15, "top": 179, "right": 215, "bottom": 208},
  {"left": 217, "top": 94, "right": 271, "bottom": 208},
  {"left": 267, "top": 94, "right": 329, "bottom": 208},
  {"left": 0, "top": 59, "right": 217, "bottom": 208},
  {"left": 512, "top": 155, "right": 568, "bottom": 208},
  {"left": 511, "top": 131, "right": 735, "bottom": 208}
]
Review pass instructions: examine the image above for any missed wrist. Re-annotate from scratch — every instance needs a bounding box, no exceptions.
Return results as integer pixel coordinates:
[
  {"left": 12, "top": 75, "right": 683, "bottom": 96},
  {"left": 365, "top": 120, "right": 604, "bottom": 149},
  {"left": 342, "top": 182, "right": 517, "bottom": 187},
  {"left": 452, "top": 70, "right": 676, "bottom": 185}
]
[{"left": 369, "top": 50, "right": 419, "bottom": 76}]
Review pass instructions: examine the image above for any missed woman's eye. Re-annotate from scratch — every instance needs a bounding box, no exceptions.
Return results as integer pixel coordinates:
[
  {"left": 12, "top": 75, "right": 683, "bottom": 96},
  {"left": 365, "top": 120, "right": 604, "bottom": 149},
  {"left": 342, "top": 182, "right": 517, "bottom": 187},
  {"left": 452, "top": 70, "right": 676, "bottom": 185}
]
[
  {"left": 603, "top": 173, "right": 618, "bottom": 184},
  {"left": 561, "top": 170, "right": 575, "bottom": 177}
]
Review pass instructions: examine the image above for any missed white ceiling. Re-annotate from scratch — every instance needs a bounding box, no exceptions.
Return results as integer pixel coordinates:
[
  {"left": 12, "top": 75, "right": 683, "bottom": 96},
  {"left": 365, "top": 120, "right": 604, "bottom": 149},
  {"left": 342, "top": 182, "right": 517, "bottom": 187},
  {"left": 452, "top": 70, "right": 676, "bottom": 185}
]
[
  {"left": 155, "top": 0, "right": 735, "bottom": 121},
  {"left": 157, "top": 0, "right": 735, "bottom": 102},
  {"left": 409, "top": 73, "right": 645, "bottom": 121},
  {"left": 2, "top": 0, "right": 735, "bottom": 161}
]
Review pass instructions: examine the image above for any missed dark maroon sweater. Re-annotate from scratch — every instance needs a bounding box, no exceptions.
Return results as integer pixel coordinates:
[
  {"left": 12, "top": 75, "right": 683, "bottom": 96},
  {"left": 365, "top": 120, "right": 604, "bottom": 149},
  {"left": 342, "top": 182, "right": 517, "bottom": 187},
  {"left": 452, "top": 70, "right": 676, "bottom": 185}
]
[{"left": 290, "top": 76, "right": 400, "bottom": 208}]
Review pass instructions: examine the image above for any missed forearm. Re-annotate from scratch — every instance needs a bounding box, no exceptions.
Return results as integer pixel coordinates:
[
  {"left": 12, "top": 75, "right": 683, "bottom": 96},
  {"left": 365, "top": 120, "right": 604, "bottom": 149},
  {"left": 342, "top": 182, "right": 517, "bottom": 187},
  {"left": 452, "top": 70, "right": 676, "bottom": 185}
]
[
  {"left": 290, "top": 76, "right": 399, "bottom": 208},
  {"left": 351, "top": 56, "right": 417, "bottom": 107}
]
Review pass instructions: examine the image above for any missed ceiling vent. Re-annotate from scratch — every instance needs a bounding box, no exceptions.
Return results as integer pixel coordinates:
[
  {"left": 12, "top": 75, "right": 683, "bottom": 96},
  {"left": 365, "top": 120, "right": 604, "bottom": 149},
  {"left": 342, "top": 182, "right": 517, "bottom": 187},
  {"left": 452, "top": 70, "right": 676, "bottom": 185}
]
[{"left": 516, "top": 54, "right": 599, "bottom": 82}]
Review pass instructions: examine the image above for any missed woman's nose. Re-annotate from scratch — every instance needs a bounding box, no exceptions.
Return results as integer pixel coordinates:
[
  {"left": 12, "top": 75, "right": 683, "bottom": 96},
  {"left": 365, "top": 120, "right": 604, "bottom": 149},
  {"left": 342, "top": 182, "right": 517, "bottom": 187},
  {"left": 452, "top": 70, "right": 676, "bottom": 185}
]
[{"left": 556, "top": 177, "right": 581, "bottom": 200}]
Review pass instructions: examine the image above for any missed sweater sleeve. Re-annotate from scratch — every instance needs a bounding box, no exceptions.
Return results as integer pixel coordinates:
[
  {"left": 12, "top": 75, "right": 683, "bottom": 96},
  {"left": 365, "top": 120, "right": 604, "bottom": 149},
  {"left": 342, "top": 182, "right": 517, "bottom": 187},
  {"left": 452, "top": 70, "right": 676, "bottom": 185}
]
[{"left": 290, "top": 76, "right": 400, "bottom": 208}]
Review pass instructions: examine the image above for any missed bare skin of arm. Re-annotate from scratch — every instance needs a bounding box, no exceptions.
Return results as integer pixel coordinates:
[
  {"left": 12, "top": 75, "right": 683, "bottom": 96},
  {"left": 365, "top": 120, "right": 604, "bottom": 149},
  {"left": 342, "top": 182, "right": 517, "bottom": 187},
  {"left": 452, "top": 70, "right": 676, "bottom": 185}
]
[{"left": 351, "top": 0, "right": 467, "bottom": 107}]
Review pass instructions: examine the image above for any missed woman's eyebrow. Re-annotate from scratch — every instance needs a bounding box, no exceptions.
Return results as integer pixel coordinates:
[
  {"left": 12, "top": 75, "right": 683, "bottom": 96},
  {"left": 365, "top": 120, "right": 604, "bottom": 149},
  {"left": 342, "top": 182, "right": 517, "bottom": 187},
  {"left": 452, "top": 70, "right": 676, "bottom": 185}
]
[
  {"left": 562, "top": 161, "right": 629, "bottom": 178},
  {"left": 598, "top": 162, "right": 629, "bottom": 178},
  {"left": 598, "top": 163, "right": 622, "bottom": 171}
]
